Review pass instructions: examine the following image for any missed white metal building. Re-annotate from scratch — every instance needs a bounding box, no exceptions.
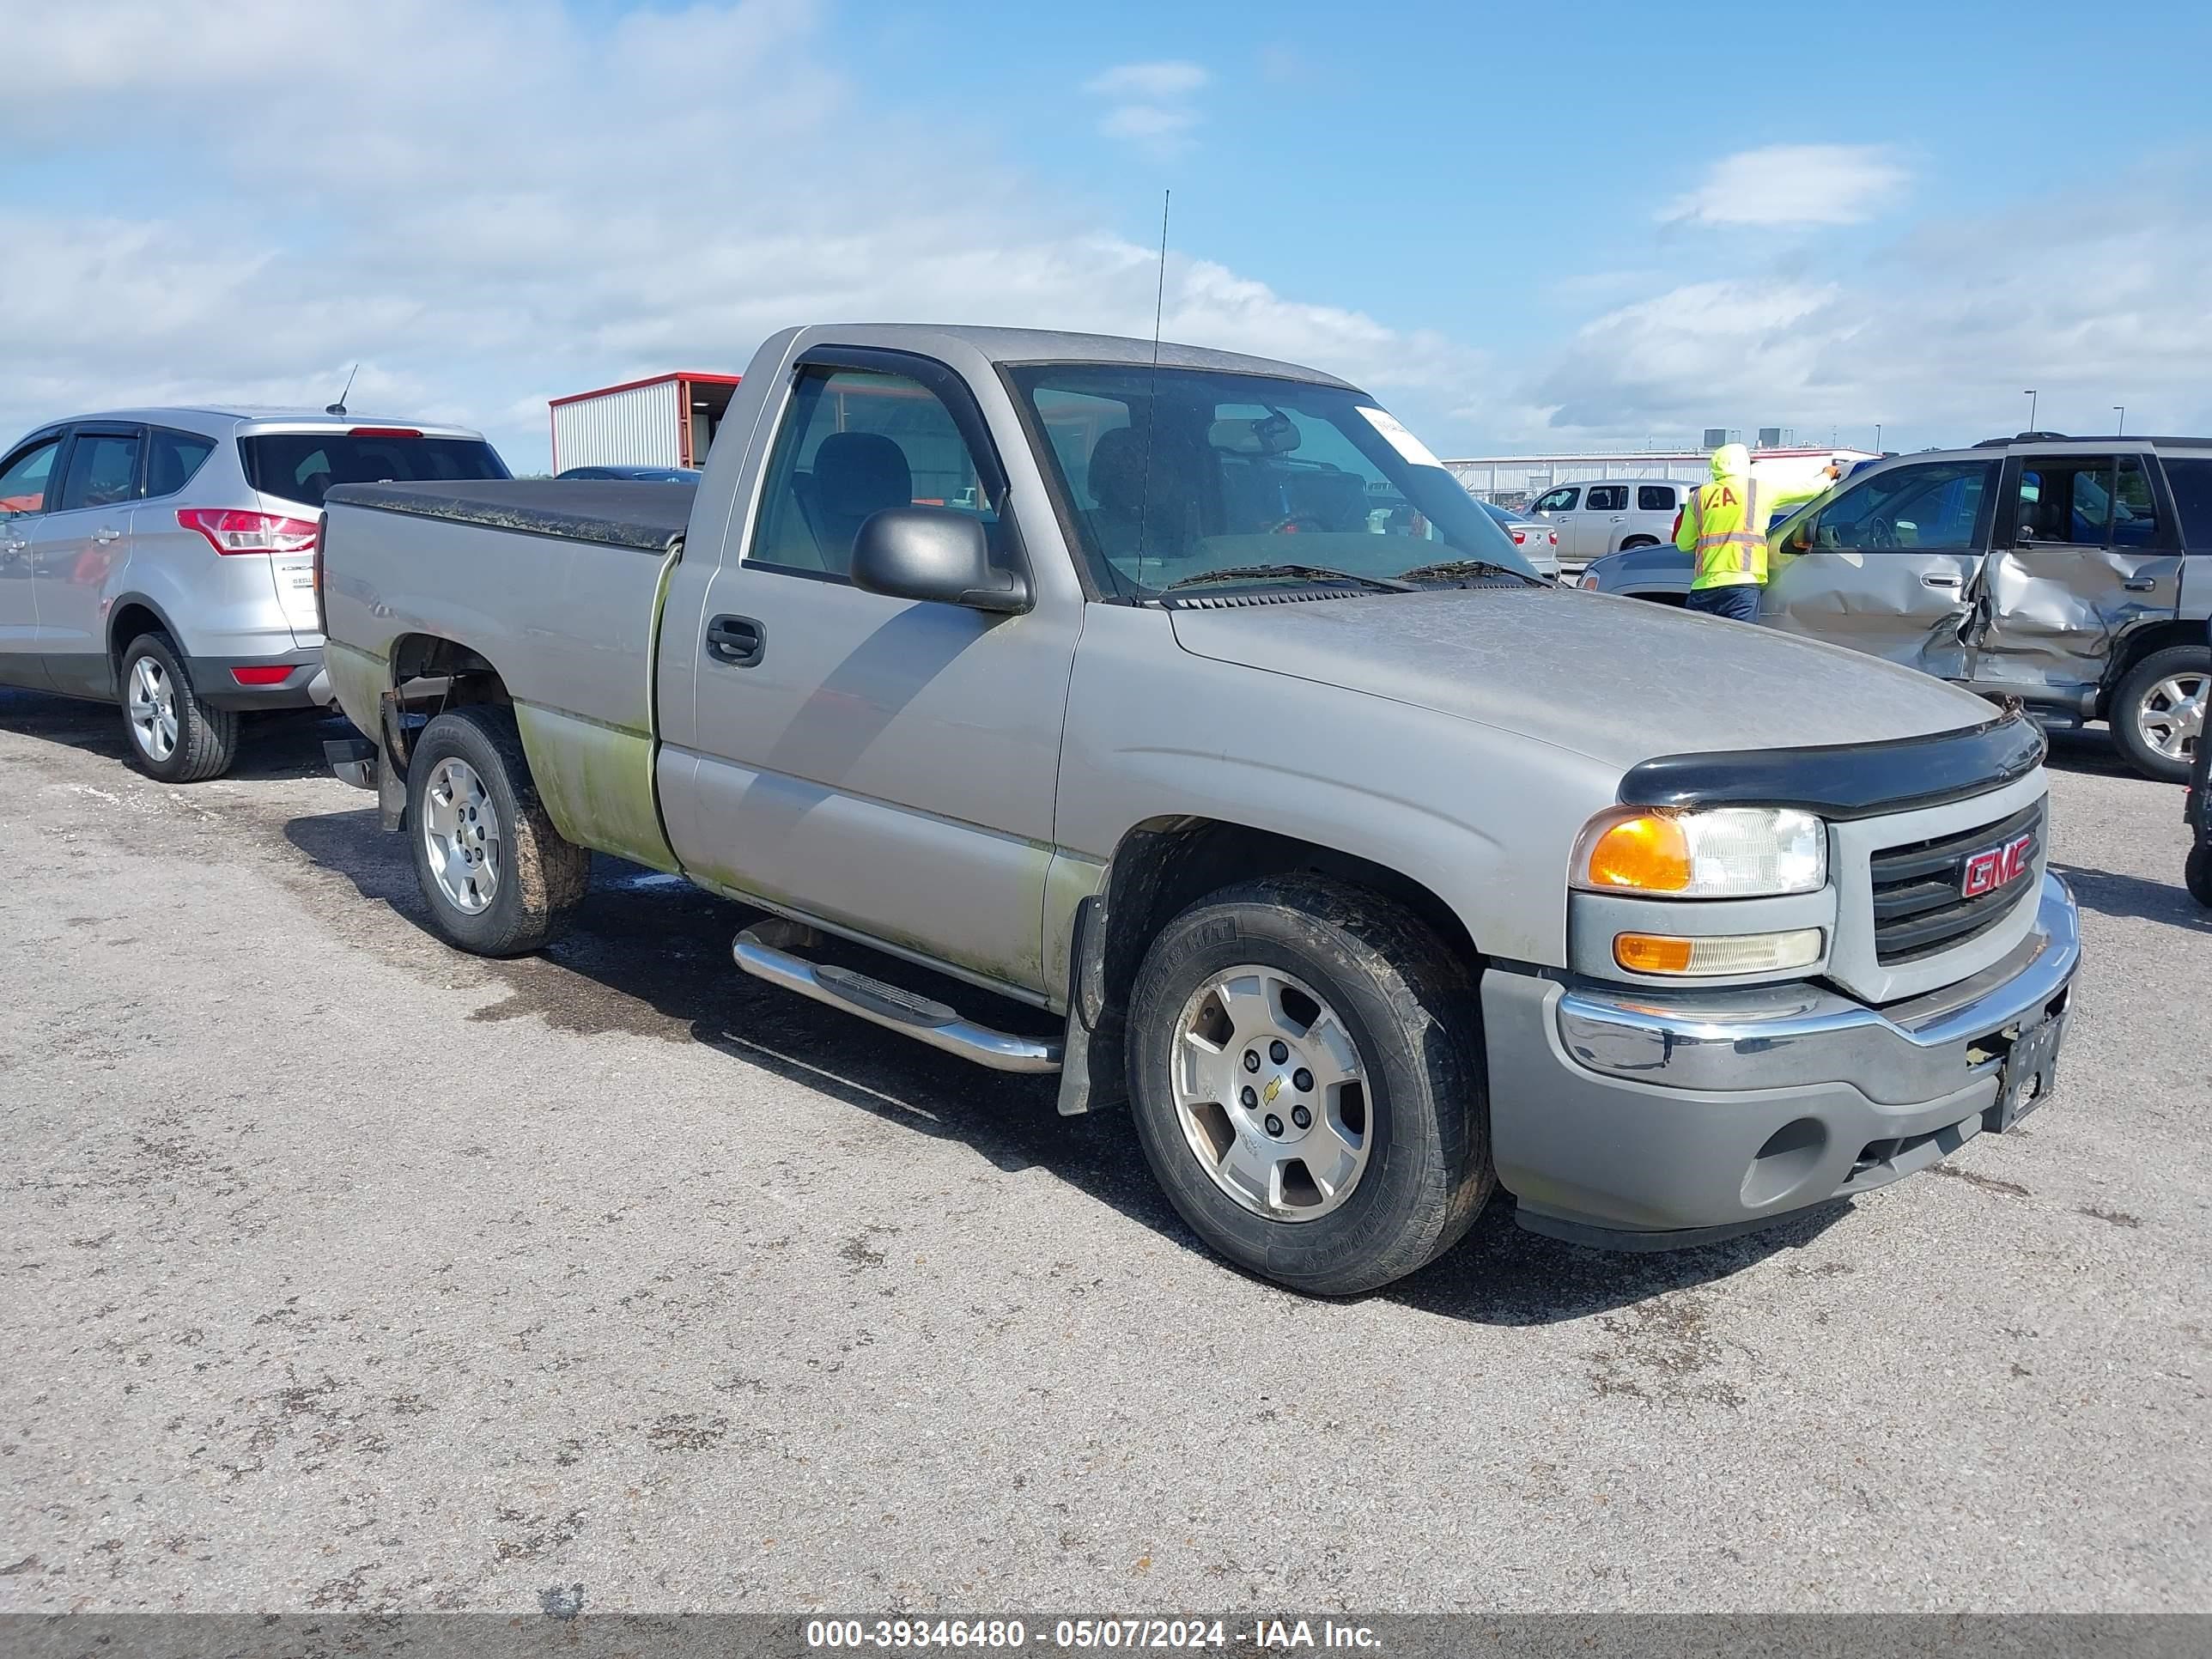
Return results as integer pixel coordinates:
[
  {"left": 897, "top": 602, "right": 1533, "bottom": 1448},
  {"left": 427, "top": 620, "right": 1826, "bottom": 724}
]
[
  {"left": 1446, "top": 443, "right": 1880, "bottom": 504},
  {"left": 548, "top": 371, "right": 742, "bottom": 473}
]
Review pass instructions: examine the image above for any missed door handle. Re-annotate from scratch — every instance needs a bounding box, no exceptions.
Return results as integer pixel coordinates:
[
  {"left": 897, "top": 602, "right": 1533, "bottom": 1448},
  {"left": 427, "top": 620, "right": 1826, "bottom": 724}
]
[
  {"left": 1921, "top": 573, "right": 1962, "bottom": 588},
  {"left": 2122, "top": 576, "right": 2158, "bottom": 592},
  {"left": 94, "top": 526, "right": 122, "bottom": 544},
  {"left": 705, "top": 613, "right": 766, "bottom": 667}
]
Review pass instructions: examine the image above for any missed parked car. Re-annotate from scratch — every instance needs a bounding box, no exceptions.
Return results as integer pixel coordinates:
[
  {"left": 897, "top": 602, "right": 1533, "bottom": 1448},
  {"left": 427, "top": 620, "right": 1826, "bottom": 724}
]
[
  {"left": 1480, "top": 499, "right": 1560, "bottom": 580},
  {"left": 1526, "top": 477, "right": 1690, "bottom": 572},
  {"left": 1576, "top": 498, "right": 1818, "bottom": 604},
  {"left": 555, "top": 465, "right": 702, "bottom": 483},
  {"left": 1753, "top": 434, "right": 2211, "bottom": 781},
  {"left": 317, "top": 323, "right": 2078, "bottom": 1295},
  {"left": 0, "top": 410, "right": 508, "bottom": 781}
]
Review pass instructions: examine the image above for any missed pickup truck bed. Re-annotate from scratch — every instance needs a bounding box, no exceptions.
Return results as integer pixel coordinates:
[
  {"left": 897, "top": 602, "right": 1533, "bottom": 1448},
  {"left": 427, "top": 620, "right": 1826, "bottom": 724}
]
[{"left": 327, "top": 480, "right": 694, "bottom": 554}]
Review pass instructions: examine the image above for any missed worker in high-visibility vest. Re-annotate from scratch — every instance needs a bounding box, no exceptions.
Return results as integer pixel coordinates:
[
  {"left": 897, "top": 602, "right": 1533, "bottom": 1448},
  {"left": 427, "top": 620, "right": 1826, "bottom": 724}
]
[{"left": 1674, "top": 442, "right": 1777, "bottom": 623}]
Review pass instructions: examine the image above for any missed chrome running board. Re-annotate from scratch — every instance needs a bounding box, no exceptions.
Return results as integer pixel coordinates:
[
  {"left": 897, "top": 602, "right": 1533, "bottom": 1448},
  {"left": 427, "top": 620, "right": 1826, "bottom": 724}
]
[{"left": 732, "top": 920, "right": 1062, "bottom": 1074}]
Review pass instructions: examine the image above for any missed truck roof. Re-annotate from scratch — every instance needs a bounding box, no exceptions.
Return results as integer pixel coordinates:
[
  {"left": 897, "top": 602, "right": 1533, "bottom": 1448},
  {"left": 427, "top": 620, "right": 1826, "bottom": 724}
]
[{"left": 793, "top": 324, "right": 1357, "bottom": 390}]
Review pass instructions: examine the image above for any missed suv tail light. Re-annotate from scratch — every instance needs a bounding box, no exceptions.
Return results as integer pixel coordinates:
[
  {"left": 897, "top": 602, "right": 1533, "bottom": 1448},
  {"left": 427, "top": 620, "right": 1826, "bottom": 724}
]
[
  {"left": 313, "top": 512, "right": 330, "bottom": 634},
  {"left": 178, "top": 507, "right": 319, "bottom": 556}
]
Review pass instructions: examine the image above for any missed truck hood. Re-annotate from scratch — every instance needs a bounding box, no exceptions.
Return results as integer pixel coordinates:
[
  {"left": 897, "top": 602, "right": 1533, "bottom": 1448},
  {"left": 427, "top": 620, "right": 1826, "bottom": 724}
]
[{"left": 1167, "top": 586, "right": 1998, "bottom": 771}]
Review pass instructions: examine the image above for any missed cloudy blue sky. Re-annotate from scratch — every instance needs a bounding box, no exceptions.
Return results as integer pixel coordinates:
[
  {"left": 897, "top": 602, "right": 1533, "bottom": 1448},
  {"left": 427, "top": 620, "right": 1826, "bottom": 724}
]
[{"left": 6, "top": 0, "right": 2211, "bottom": 471}]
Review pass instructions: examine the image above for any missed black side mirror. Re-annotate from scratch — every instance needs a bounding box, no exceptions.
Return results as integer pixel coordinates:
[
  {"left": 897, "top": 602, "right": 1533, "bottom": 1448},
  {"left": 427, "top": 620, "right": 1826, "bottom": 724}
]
[{"left": 850, "top": 506, "right": 1029, "bottom": 614}]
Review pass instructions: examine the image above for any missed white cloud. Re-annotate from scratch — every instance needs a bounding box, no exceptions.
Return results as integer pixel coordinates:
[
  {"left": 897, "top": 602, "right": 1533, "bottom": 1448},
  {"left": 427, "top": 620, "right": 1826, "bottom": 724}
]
[
  {"left": 1522, "top": 169, "right": 2212, "bottom": 448},
  {"left": 1083, "top": 60, "right": 1209, "bottom": 100},
  {"left": 0, "top": 6, "right": 1463, "bottom": 470},
  {"left": 1661, "top": 144, "right": 1910, "bottom": 228},
  {"left": 1083, "top": 58, "right": 1209, "bottom": 156}
]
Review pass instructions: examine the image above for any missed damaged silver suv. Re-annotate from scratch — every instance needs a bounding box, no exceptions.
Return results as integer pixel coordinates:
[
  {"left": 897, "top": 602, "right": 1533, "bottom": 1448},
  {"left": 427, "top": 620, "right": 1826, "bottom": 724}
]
[{"left": 1758, "top": 434, "right": 2210, "bottom": 780}]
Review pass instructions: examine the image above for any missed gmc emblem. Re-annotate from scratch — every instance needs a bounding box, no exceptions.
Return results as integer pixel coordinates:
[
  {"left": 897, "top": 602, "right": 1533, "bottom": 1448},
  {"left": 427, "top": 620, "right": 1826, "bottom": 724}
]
[{"left": 1961, "top": 833, "right": 2034, "bottom": 898}]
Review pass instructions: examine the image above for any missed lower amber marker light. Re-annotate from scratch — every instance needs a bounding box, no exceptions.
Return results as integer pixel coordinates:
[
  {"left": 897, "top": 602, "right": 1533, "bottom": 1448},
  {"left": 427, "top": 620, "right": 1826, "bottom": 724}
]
[{"left": 1614, "top": 928, "right": 1823, "bottom": 977}]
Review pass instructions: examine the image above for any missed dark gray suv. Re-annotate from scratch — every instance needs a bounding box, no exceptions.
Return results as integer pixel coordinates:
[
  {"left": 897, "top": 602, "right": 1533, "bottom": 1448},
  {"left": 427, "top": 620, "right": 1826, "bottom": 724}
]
[{"left": 1583, "top": 434, "right": 2210, "bottom": 781}]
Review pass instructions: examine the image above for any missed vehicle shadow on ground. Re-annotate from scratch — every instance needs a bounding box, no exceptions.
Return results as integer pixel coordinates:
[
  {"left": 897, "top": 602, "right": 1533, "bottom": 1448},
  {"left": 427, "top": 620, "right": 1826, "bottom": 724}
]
[
  {"left": 2052, "top": 861, "right": 2212, "bottom": 933},
  {"left": 2039, "top": 728, "right": 2144, "bottom": 781},
  {"left": 0, "top": 686, "right": 356, "bottom": 783},
  {"left": 283, "top": 805, "right": 1835, "bottom": 1326}
]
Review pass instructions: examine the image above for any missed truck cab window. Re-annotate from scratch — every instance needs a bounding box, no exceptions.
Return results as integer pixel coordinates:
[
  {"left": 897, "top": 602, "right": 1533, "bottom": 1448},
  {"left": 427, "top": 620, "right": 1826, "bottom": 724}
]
[{"left": 750, "top": 367, "right": 995, "bottom": 580}]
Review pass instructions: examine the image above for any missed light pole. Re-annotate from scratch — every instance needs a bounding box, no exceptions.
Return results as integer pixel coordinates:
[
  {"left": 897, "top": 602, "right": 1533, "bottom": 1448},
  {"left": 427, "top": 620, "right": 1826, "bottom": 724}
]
[
  {"left": 2024, "top": 389, "right": 2038, "bottom": 431},
  {"left": 2113, "top": 404, "right": 2126, "bottom": 437},
  {"left": 1875, "top": 422, "right": 1882, "bottom": 453}
]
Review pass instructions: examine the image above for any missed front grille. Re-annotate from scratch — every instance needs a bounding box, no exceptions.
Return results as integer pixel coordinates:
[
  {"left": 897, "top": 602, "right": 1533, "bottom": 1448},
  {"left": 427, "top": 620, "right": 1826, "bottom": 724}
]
[{"left": 1868, "top": 799, "right": 2044, "bottom": 965}]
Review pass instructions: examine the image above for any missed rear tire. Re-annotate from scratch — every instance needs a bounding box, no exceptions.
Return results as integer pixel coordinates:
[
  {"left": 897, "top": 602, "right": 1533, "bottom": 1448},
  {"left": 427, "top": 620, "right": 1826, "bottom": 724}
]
[
  {"left": 1124, "top": 873, "right": 1492, "bottom": 1296},
  {"left": 2110, "top": 644, "right": 2208, "bottom": 783},
  {"left": 2187, "top": 846, "right": 2212, "bottom": 909},
  {"left": 1619, "top": 536, "right": 1660, "bottom": 550},
  {"left": 405, "top": 706, "right": 589, "bottom": 957},
  {"left": 118, "top": 631, "right": 239, "bottom": 783}
]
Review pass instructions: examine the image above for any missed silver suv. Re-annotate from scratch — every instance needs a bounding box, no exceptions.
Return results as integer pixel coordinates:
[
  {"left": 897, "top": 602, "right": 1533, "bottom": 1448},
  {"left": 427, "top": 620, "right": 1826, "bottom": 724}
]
[{"left": 0, "top": 410, "right": 507, "bottom": 780}]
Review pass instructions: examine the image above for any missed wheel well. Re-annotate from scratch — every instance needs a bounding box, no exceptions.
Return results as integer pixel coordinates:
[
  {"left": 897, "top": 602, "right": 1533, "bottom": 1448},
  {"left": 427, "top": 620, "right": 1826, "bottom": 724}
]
[
  {"left": 108, "top": 601, "right": 170, "bottom": 660},
  {"left": 2097, "top": 621, "right": 2211, "bottom": 716},
  {"left": 1088, "top": 823, "right": 1486, "bottom": 1079},
  {"left": 389, "top": 632, "right": 512, "bottom": 708},
  {"left": 1619, "top": 535, "right": 1661, "bottom": 550}
]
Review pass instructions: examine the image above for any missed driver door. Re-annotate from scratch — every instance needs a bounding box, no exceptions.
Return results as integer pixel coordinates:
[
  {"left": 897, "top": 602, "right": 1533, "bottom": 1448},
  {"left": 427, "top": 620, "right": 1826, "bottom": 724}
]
[
  {"left": 660, "top": 348, "right": 1079, "bottom": 998},
  {"left": 1760, "top": 456, "right": 1999, "bottom": 679},
  {"left": 0, "top": 430, "right": 64, "bottom": 684},
  {"left": 1969, "top": 452, "right": 2182, "bottom": 703},
  {"left": 1528, "top": 484, "right": 1581, "bottom": 561}
]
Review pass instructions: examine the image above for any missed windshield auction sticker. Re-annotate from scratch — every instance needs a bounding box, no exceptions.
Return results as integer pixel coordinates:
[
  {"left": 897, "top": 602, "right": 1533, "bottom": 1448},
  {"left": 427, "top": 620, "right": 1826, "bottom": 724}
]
[{"left": 1355, "top": 405, "right": 1445, "bottom": 470}]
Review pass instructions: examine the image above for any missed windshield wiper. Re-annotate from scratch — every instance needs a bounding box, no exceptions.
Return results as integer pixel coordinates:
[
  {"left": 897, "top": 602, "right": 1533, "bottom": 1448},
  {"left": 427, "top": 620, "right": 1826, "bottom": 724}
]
[
  {"left": 1157, "top": 563, "right": 1413, "bottom": 595},
  {"left": 1395, "top": 558, "right": 1544, "bottom": 586}
]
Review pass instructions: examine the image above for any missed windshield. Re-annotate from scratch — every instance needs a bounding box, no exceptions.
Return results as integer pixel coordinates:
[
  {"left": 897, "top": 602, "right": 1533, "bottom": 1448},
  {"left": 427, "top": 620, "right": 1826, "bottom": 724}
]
[
  {"left": 1008, "top": 365, "right": 1534, "bottom": 597},
  {"left": 240, "top": 433, "right": 509, "bottom": 508}
]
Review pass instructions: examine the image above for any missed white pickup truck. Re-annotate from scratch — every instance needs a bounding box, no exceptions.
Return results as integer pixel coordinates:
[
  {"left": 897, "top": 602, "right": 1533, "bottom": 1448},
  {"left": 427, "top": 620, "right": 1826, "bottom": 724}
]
[{"left": 316, "top": 324, "right": 2080, "bottom": 1294}]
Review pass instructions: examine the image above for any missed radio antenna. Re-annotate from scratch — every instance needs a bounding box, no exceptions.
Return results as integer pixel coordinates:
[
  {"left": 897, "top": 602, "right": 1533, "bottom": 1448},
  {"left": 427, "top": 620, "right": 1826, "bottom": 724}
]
[
  {"left": 1135, "top": 189, "right": 1170, "bottom": 592},
  {"left": 325, "top": 363, "right": 360, "bottom": 418}
]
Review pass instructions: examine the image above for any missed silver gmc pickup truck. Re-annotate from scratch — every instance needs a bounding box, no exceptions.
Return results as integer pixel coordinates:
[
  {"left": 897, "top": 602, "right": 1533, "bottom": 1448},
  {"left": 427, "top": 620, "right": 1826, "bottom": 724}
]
[{"left": 316, "top": 324, "right": 2081, "bottom": 1294}]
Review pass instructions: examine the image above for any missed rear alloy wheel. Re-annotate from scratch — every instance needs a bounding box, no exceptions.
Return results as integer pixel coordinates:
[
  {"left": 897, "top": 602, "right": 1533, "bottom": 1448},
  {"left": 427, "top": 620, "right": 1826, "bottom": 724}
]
[
  {"left": 118, "top": 631, "right": 239, "bottom": 782},
  {"left": 404, "top": 705, "right": 589, "bottom": 957},
  {"left": 2112, "top": 645, "right": 2208, "bottom": 782}
]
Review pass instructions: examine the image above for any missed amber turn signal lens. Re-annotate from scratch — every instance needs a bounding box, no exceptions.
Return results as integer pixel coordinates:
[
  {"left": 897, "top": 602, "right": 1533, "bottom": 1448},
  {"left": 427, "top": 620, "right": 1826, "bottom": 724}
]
[
  {"left": 1614, "top": 928, "right": 1824, "bottom": 977},
  {"left": 1614, "top": 933, "right": 1695, "bottom": 974},
  {"left": 1583, "top": 814, "right": 1692, "bottom": 892}
]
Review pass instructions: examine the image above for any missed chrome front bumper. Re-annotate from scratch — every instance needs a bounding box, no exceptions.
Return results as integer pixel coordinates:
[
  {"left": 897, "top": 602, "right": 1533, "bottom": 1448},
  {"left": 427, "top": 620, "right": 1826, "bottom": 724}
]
[
  {"left": 1555, "top": 872, "right": 2078, "bottom": 1104},
  {"left": 1481, "top": 873, "right": 2080, "bottom": 1248}
]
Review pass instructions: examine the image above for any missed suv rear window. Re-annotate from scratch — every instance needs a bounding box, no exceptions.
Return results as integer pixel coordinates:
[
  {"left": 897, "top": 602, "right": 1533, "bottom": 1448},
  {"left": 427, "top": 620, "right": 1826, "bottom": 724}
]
[
  {"left": 1585, "top": 485, "right": 1627, "bottom": 511},
  {"left": 1638, "top": 484, "right": 1675, "bottom": 511},
  {"left": 2163, "top": 457, "right": 2212, "bottom": 550},
  {"left": 240, "top": 433, "right": 509, "bottom": 507}
]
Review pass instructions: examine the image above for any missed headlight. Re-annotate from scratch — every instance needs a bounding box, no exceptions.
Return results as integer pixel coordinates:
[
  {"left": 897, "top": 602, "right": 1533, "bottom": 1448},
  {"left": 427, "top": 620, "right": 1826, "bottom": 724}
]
[{"left": 1573, "top": 806, "right": 1827, "bottom": 898}]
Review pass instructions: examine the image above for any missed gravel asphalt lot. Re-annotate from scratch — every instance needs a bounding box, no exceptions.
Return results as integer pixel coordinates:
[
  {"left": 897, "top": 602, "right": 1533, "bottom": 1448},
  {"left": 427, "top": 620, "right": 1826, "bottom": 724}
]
[{"left": 2, "top": 687, "right": 2207, "bottom": 1616}]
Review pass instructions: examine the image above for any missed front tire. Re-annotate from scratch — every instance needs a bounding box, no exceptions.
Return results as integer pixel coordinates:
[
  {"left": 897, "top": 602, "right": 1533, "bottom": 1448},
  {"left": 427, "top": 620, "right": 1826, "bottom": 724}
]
[
  {"left": 405, "top": 706, "right": 589, "bottom": 957},
  {"left": 1124, "top": 874, "right": 1492, "bottom": 1295},
  {"left": 2111, "top": 644, "right": 2208, "bottom": 782},
  {"left": 119, "top": 631, "right": 239, "bottom": 782}
]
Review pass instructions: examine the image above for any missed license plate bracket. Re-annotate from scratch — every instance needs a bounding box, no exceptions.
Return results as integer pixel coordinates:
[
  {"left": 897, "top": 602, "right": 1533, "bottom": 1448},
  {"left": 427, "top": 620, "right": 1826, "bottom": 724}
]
[{"left": 1991, "top": 1011, "right": 2065, "bottom": 1131}]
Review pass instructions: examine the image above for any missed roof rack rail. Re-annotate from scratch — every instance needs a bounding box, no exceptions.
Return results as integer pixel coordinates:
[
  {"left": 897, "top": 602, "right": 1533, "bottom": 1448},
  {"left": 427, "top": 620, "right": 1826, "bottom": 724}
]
[{"left": 1975, "top": 430, "right": 2070, "bottom": 447}]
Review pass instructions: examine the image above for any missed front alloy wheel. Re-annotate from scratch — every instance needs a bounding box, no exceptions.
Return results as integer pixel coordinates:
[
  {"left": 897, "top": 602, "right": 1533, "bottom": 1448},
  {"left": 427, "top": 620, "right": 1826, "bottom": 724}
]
[{"left": 1171, "top": 964, "right": 1370, "bottom": 1219}]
